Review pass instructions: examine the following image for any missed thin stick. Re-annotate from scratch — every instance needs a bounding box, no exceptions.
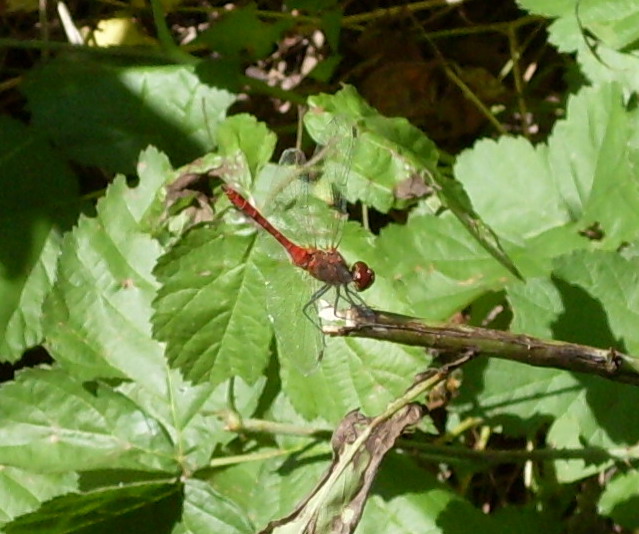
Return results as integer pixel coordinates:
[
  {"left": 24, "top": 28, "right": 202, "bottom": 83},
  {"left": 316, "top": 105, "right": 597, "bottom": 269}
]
[
  {"left": 330, "top": 308, "right": 639, "bottom": 386},
  {"left": 508, "top": 26, "right": 531, "bottom": 138}
]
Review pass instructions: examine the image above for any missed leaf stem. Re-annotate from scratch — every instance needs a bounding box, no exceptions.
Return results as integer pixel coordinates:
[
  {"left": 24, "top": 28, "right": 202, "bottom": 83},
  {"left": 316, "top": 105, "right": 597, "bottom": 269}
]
[
  {"left": 421, "top": 15, "right": 546, "bottom": 40},
  {"left": 223, "top": 414, "right": 331, "bottom": 438},
  {"left": 341, "top": 0, "right": 468, "bottom": 26},
  {"left": 149, "top": 0, "right": 197, "bottom": 64},
  {"left": 211, "top": 416, "right": 639, "bottom": 468},
  {"left": 208, "top": 446, "right": 325, "bottom": 468},
  {"left": 402, "top": 440, "right": 638, "bottom": 465},
  {"left": 507, "top": 25, "right": 531, "bottom": 138}
]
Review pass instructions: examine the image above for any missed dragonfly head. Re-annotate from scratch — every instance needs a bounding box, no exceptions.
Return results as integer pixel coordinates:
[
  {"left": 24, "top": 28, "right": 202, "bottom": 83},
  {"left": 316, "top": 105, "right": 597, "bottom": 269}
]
[{"left": 351, "top": 261, "right": 375, "bottom": 291}]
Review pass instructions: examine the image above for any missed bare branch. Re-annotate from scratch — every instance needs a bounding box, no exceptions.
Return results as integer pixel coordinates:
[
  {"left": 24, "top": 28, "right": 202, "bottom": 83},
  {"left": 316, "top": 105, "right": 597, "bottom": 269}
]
[{"left": 329, "top": 307, "right": 639, "bottom": 386}]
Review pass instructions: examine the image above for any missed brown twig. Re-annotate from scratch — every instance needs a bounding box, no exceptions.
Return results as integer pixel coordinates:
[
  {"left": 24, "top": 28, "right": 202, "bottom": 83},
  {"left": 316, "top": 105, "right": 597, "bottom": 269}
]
[{"left": 329, "top": 308, "right": 639, "bottom": 386}]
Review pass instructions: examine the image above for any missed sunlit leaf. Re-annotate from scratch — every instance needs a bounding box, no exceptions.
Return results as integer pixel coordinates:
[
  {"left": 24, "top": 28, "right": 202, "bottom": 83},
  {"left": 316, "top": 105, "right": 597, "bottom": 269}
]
[
  {"left": 0, "top": 468, "right": 77, "bottom": 525},
  {"left": 153, "top": 226, "right": 272, "bottom": 385},
  {"left": 177, "top": 479, "right": 254, "bottom": 534},
  {"left": 0, "top": 368, "right": 175, "bottom": 473},
  {"left": 599, "top": 470, "right": 639, "bottom": 529},
  {"left": 43, "top": 148, "right": 169, "bottom": 391}
]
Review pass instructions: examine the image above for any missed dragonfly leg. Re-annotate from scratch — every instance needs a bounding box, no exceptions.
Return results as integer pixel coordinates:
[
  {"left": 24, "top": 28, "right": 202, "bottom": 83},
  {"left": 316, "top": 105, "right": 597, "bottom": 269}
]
[
  {"left": 332, "top": 285, "right": 342, "bottom": 313},
  {"left": 303, "top": 283, "right": 332, "bottom": 330},
  {"left": 342, "top": 284, "right": 374, "bottom": 318}
]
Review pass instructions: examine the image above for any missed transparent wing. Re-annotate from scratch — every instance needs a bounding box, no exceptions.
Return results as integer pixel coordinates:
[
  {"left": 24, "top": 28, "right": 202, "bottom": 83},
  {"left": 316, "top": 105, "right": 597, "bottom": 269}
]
[
  {"left": 268, "top": 147, "right": 308, "bottom": 207},
  {"left": 231, "top": 116, "right": 358, "bottom": 375},
  {"left": 261, "top": 250, "right": 325, "bottom": 376},
  {"left": 312, "top": 119, "right": 356, "bottom": 248},
  {"left": 261, "top": 118, "right": 356, "bottom": 250}
]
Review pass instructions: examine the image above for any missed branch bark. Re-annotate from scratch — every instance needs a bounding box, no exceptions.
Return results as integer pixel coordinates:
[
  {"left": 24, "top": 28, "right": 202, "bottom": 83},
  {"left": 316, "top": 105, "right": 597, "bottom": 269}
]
[{"left": 328, "top": 307, "right": 639, "bottom": 386}]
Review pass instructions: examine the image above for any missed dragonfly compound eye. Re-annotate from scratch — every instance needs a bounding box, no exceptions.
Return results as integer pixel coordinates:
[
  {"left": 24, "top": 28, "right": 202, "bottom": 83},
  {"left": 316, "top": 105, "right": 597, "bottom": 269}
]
[{"left": 351, "top": 261, "right": 375, "bottom": 291}]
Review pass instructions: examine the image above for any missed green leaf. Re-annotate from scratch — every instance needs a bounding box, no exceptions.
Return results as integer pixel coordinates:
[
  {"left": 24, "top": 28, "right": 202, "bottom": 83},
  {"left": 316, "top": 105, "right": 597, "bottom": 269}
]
[
  {"left": 0, "top": 468, "right": 77, "bottom": 526},
  {"left": 599, "top": 470, "right": 639, "bottom": 529},
  {"left": 217, "top": 114, "right": 277, "bottom": 179},
  {"left": 515, "top": 0, "right": 573, "bottom": 17},
  {"left": 307, "top": 86, "right": 521, "bottom": 279},
  {"left": 280, "top": 335, "right": 425, "bottom": 422},
  {"left": 0, "top": 362, "right": 249, "bottom": 517},
  {"left": 238, "top": 226, "right": 423, "bottom": 420},
  {"left": 457, "top": 249, "right": 639, "bottom": 480},
  {"left": 43, "top": 147, "right": 169, "bottom": 390},
  {"left": 456, "top": 83, "right": 639, "bottom": 266},
  {"left": 6, "top": 481, "right": 182, "bottom": 534},
  {"left": 0, "top": 117, "right": 78, "bottom": 362},
  {"left": 357, "top": 456, "right": 493, "bottom": 534},
  {"left": 508, "top": 277, "right": 564, "bottom": 339},
  {"left": 0, "top": 368, "right": 175, "bottom": 473},
  {"left": 588, "top": 9, "right": 639, "bottom": 51},
  {"left": 177, "top": 479, "right": 254, "bottom": 534},
  {"left": 541, "top": 1, "right": 639, "bottom": 90},
  {"left": 152, "top": 226, "right": 272, "bottom": 385},
  {"left": 210, "top": 444, "right": 330, "bottom": 531},
  {"left": 118, "top": 369, "right": 259, "bottom": 469},
  {"left": 0, "top": 228, "right": 64, "bottom": 361},
  {"left": 306, "top": 86, "right": 439, "bottom": 213},
  {"left": 456, "top": 136, "right": 566, "bottom": 242},
  {"left": 552, "top": 84, "right": 639, "bottom": 245},
  {"left": 319, "top": 9, "right": 342, "bottom": 52},
  {"left": 552, "top": 250, "right": 639, "bottom": 354},
  {"left": 23, "top": 59, "right": 236, "bottom": 174},
  {"left": 528, "top": 0, "right": 639, "bottom": 50},
  {"left": 376, "top": 212, "right": 512, "bottom": 320},
  {"left": 193, "top": 4, "right": 292, "bottom": 60},
  {"left": 576, "top": 39, "right": 639, "bottom": 90},
  {"left": 195, "top": 57, "right": 245, "bottom": 94}
]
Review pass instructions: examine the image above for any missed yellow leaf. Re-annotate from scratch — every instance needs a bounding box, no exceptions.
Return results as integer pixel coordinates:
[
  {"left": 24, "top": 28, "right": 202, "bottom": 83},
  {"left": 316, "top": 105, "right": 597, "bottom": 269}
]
[{"left": 82, "top": 17, "right": 156, "bottom": 47}]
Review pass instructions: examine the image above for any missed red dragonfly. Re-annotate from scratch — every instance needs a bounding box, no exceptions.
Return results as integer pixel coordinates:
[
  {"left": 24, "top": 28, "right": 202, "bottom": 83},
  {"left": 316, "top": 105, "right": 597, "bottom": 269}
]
[
  {"left": 221, "top": 131, "right": 375, "bottom": 369},
  {"left": 223, "top": 185, "right": 374, "bottom": 317}
]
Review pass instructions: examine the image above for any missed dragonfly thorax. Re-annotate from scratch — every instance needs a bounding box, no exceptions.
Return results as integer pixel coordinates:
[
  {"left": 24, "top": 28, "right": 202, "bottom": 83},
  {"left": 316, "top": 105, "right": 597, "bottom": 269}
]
[{"left": 304, "top": 249, "right": 374, "bottom": 291}]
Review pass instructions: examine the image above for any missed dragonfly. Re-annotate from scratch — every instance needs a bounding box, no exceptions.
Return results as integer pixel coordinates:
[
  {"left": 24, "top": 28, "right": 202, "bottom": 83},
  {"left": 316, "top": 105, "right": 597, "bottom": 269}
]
[
  {"left": 221, "top": 127, "right": 375, "bottom": 371},
  {"left": 223, "top": 185, "right": 374, "bottom": 317}
]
